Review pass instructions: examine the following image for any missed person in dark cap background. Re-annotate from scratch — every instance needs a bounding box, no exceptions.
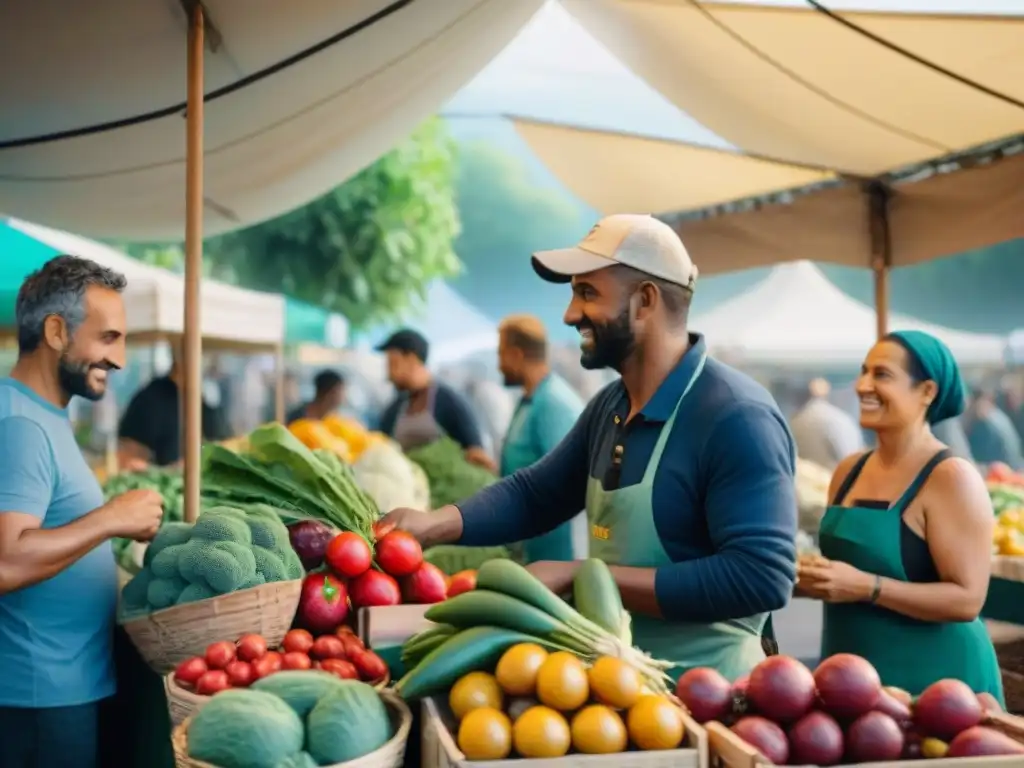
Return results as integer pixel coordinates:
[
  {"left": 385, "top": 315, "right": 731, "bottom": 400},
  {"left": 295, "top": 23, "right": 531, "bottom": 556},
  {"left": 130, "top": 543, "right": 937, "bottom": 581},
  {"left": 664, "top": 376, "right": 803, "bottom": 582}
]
[
  {"left": 377, "top": 329, "right": 496, "bottom": 472},
  {"left": 286, "top": 370, "right": 346, "bottom": 425}
]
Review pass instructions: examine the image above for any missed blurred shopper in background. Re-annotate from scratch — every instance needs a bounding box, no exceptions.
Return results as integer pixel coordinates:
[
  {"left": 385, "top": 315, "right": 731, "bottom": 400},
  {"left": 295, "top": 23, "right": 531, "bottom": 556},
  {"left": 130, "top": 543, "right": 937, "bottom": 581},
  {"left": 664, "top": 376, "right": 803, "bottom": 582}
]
[
  {"left": 789, "top": 378, "right": 864, "bottom": 471},
  {"left": 286, "top": 370, "right": 346, "bottom": 425},
  {"left": 967, "top": 388, "right": 1024, "bottom": 469}
]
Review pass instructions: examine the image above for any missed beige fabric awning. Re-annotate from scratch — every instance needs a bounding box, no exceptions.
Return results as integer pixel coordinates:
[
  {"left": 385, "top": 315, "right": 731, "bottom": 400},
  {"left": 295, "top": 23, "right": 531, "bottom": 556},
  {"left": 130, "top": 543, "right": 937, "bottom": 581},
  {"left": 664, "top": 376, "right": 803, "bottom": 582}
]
[
  {"left": 561, "top": 1, "right": 1024, "bottom": 175},
  {"left": 0, "top": 0, "right": 543, "bottom": 241}
]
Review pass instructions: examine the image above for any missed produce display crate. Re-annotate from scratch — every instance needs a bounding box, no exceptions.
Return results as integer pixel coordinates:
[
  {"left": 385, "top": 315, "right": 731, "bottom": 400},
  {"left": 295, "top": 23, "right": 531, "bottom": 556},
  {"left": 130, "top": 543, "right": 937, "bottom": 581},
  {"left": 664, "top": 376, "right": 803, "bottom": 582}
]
[
  {"left": 357, "top": 604, "right": 435, "bottom": 679},
  {"left": 421, "top": 696, "right": 709, "bottom": 768},
  {"left": 172, "top": 690, "right": 413, "bottom": 768},
  {"left": 121, "top": 579, "right": 302, "bottom": 674},
  {"left": 706, "top": 712, "right": 1024, "bottom": 767}
]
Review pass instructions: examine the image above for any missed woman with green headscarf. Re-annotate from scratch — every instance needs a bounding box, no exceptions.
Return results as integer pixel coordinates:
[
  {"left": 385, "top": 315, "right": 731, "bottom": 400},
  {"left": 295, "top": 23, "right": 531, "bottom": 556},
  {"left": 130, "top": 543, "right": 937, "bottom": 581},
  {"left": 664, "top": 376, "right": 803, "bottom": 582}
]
[{"left": 797, "top": 330, "right": 1004, "bottom": 704}]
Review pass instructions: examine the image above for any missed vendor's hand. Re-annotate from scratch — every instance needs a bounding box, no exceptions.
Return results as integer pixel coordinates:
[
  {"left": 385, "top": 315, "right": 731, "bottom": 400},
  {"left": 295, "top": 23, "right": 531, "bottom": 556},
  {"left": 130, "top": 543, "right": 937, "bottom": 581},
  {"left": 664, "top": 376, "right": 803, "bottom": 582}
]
[
  {"left": 99, "top": 489, "right": 164, "bottom": 542},
  {"left": 797, "top": 557, "right": 875, "bottom": 604},
  {"left": 526, "top": 560, "right": 580, "bottom": 596},
  {"left": 464, "top": 447, "right": 497, "bottom": 474},
  {"left": 379, "top": 505, "right": 463, "bottom": 548}
]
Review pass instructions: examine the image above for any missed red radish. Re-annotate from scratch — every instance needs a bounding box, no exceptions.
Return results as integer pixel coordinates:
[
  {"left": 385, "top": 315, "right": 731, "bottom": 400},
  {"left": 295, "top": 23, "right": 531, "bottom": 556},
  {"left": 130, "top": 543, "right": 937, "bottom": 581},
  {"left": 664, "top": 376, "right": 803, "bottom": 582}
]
[
  {"left": 311, "top": 635, "right": 346, "bottom": 660},
  {"left": 204, "top": 641, "right": 236, "bottom": 670},
  {"left": 447, "top": 570, "right": 476, "bottom": 598},
  {"left": 236, "top": 634, "right": 268, "bottom": 662},
  {"left": 349, "top": 570, "right": 401, "bottom": 608},
  {"left": 320, "top": 658, "right": 359, "bottom": 680},
  {"left": 282, "top": 629, "right": 315, "bottom": 655},
  {"left": 325, "top": 532, "right": 373, "bottom": 578},
  {"left": 374, "top": 531, "right": 423, "bottom": 577},
  {"left": 373, "top": 520, "right": 396, "bottom": 540},
  {"left": 174, "top": 657, "right": 208, "bottom": 688},
  {"left": 296, "top": 572, "right": 350, "bottom": 634},
  {"left": 195, "top": 670, "right": 231, "bottom": 695},
  {"left": 350, "top": 649, "right": 389, "bottom": 682},
  {"left": 225, "top": 660, "right": 255, "bottom": 688},
  {"left": 251, "top": 651, "right": 282, "bottom": 680},
  {"left": 282, "top": 652, "right": 312, "bottom": 671},
  {"left": 338, "top": 634, "right": 365, "bottom": 658},
  {"left": 401, "top": 562, "right": 448, "bottom": 604}
]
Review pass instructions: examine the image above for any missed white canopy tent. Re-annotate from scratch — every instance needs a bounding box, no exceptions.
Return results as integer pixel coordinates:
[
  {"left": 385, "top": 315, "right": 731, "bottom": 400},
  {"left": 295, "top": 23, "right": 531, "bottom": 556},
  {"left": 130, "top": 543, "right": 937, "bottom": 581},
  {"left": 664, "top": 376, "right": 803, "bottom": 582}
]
[
  {"left": 5, "top": 218, "right": 285, "bottom": 350},
  {"left": 691, "top": 261, "right": 1007, "bottom": 369},
  {"left": 0, "top": 0, "right": 545, "bottom": 240}
]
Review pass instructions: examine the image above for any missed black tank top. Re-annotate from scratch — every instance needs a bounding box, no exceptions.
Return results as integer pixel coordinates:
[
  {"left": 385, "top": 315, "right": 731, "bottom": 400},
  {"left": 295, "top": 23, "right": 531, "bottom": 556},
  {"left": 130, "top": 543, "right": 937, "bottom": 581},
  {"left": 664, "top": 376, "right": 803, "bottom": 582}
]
[{"left": 831, "top": 449, "right": 952, "bottom": 584}]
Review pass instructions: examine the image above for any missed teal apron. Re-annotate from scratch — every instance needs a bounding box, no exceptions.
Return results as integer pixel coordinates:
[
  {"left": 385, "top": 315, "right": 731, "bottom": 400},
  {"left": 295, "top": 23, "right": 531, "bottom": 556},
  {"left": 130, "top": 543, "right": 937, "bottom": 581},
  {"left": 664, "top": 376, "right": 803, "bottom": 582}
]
[
  {"left": 819, "top": 450, "right": 1004, "bottom": 703},
  {"left": 586, "top": 353, "right": 767, "bottom": 682},
  {"left": 502, "top": 396, "right": 580, "bottom": 564}
]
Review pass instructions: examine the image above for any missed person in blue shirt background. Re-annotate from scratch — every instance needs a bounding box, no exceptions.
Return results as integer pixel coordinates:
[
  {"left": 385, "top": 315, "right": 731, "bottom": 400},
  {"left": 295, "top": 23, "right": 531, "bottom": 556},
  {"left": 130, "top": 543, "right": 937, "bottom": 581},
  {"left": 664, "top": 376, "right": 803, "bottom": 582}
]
[
  {"left": 498, "top": 314, "right": 586, "bottom": 563},
  {"left": 385, "top": 214, "right": 798, "bottom": 681},
  {"left": 0, "top": 256, "right": 163, "bottom": 768}
]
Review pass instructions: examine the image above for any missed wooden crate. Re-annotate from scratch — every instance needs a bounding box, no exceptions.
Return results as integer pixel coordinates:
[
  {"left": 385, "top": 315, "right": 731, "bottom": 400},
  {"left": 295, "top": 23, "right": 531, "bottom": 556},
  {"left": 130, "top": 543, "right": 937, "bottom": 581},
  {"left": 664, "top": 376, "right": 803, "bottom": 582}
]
[
  {"left": 707, "top": 711, "right": 1024, "bottom": 767},
  {"left": 357, "top": 604, "right": 434, "bottom": 649},
  {"left": 421, "top": 696, "right": 708, "bottom": 768}
]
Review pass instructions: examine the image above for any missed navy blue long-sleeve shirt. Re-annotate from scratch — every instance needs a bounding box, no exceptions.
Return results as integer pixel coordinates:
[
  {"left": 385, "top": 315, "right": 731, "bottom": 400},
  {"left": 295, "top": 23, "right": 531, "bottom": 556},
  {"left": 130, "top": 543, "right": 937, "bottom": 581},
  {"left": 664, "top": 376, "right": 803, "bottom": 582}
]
[{"left": 457, "top": 334, "right": 798, "bottom": 623}]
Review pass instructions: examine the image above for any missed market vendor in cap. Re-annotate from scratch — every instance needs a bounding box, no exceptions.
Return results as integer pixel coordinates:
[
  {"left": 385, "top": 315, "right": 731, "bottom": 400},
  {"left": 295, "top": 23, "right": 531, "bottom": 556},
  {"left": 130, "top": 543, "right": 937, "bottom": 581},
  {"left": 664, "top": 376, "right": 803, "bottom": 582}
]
[
  {"left": 497, "top": 314, "right": 587, "bottom": 564},
  {"left": 797, "top": 331, "right": 1004, "bottom": 703},
  {"left": 377, "top": 328, "right": 497, "bottom": 472},
  {"left": 383, "top": 214, "right": 798, "bottom": 681}
]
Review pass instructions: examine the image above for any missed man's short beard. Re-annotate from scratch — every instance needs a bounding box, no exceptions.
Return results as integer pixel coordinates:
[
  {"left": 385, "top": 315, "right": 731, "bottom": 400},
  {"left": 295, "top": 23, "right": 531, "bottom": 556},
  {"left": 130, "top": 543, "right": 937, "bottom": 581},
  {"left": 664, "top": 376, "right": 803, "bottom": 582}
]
[
  {"left": 579, "top": 308, "right": 635, "bottom": 372},
  {"left": 58, "top": 353, "right": 105, "bottom": 401}
]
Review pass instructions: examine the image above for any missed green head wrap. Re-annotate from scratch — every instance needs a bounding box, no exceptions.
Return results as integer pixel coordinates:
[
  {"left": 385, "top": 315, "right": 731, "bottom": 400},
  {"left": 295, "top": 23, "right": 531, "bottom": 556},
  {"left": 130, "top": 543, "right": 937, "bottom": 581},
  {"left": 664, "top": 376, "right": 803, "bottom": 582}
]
[{"left": 885, "top": 330, "right": 965, "bottom": 424}]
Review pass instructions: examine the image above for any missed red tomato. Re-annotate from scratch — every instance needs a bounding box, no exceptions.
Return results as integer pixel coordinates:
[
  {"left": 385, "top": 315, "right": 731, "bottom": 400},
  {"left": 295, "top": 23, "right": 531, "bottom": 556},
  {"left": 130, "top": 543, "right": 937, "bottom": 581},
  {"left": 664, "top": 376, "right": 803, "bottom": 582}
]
[
  {"left": 195, "top": 670, "right": 231, "bottom": 696},
  {"left": 350, "top": 649, "right": 389, "bottom": 682},
  {"left": 236, "top": 633, "right": 267, "bottom": 662},
  {"left": 282, "top": 629, "right": 315, "bottom": 655},
  {"left": 173, "top": 656, "right": 208, "bottom": 688},
  {"left": 311, "top": 635, "right": 346, "bottom": 660},
  {"left": 375, "top": 531, "right": 423, "bottom": 577},
  {"left": 251, "top": 651, "right": 283, "bottom": 680},
  {"left": 339, "top": 634, "right": 365, "bottom": 658},
  {"left": 282, "top": 651, "right": 312, "bottom": 671},
  {"left": 349, "top": 570, "right": 401, "bottom": 608},
  {"left": 320, "top": 658, "right": 359, "bottom": 680},
  {"left": 325, "top": 532, "right": 373, "bottom": 578},
  {"left": 204, "top": 641, "right": 236, "bottom": 670},
  {"left": 296, "top": 573, "right": 350, "bottom": 634},
  {"left": 225, "top": 660, "right": 255, "bottom": 688},
  {"left": 401, "top": 562, "right": 448, "bottom": 604},
  {"left": 447, "top": 570, "right": 477, "bottom": 598}
]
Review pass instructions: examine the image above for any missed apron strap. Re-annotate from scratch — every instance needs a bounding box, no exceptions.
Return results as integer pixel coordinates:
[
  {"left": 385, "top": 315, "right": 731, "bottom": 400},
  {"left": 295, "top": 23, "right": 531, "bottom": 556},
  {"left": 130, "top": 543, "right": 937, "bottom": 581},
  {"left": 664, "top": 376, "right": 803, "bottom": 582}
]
[
  {"left": 760, "top": 613, "right": 779, "bottom": 657},
  {"left": 891, "top": 448, "right": 953, "bottom": 512},
  {"left": 831, "top": 451, "right": 873, "bottom": 506}
]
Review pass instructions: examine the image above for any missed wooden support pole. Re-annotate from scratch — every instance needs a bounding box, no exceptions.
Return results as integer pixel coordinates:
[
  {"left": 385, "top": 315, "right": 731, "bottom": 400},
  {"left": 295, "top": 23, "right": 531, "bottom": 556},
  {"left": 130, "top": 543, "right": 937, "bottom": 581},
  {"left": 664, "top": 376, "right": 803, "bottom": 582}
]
[{"left": 867, "top": 182, "right": 892, "bottom": 341}]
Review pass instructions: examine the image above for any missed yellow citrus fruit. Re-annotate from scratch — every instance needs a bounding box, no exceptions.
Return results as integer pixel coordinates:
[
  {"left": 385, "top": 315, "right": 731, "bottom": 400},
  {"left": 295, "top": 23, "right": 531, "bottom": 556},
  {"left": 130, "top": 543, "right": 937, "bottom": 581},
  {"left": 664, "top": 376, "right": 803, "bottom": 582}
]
[
  {"left": 571, "top": 705, "right": 628, "bottom": 754},
  {"left": 512, "top": 706, "right": 572, "bottom": 758},
  {"left": 449, "top": 671, "right": 504, "bottom": 720},
  {"left": 457, "top": 707, "right": 512, "bottom": 760},
  {"left": 495, "top": 643, "right": 549, "bottom": 697},
  {"left": 535, "top": 651, "right": 589, "bottom": 711},
  {"left": 627, "top": 695, "right": 685, "bottom": 751},
  {"left": 587, "top": 656, "right": 642, "bottom": 710}
]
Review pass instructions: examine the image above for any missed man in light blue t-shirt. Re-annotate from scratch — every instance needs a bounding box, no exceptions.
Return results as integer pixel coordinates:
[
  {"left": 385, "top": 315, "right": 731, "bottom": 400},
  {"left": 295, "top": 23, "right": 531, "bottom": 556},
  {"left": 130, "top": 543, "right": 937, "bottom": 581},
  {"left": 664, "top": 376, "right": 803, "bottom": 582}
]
[
  {"left": 498, "top": 315, "right": 586, "bottom": 563},
  {"left": 0, "top": 256, "right": 164, "bottom": 768}
]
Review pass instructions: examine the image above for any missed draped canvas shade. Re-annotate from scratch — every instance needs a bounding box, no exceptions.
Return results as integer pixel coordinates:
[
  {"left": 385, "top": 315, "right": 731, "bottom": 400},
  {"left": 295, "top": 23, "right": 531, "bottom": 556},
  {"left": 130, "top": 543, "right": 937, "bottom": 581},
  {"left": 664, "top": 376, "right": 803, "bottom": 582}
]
[{"left": 0, "top": 0, "right": 544, "bottom": 240}]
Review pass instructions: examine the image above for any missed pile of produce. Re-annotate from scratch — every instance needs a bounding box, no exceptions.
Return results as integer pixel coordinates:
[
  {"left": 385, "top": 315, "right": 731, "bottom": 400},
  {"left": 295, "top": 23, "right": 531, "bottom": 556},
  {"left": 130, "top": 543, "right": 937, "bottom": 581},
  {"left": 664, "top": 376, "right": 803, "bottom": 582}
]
[
  {"left": 104, "top": 466, "right": 184, "bottom": 573},
  {"left": 397, "top": 559, "right": 670, "bottom": 703},
  {"left": 406, "top": 437, "right": 511, "bottom": 574},
  {"left": 119, "top": 505, "right": 304, "bottom": 619},
  {"left": 173, "top": 627, "right": 388, "bottom": 696},
  {"left": 183, "top": 672, "right": 393, "bottom": 767},
  {"left": 350, "top": 438, "right": 431, "bottom": 514},
  {"left": 676, "top": 653, "right": 1023, "bottom": 763},
  {"left": 294, "top": 528, "right": 452, "bottom": 633},
  {"left": 987, "top": 464, "right": 1024, "bottom": 556},
  {"left": 202, "top": 423, "right": 379, "bottom": 544},
  {"left": 444, "top": 648, "right": 687, "bottom": 759}
]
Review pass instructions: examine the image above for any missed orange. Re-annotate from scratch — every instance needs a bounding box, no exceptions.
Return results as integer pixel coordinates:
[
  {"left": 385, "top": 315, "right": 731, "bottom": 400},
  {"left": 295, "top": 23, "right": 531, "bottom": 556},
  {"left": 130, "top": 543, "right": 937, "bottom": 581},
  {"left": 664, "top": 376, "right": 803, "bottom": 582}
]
[
  {"left": 457, "top": 707, "right": 512, "bottom": 760},
  {"left": 449, "top": 672, "right": 503, "bottom": 720},
  {"left": 535, "top": 651, "right": 589, "bottom": 711},
  {"left": 512, "top": 706, "right": 571, "bottom": 758},
  {"left": 626, "top": 695, "right": 685, "bottom": 751},
  {"left": 571, "top": 705, "right": 628, "bottom": 754},
  {"left": 495, "top": 643, "right": 548, "bottom": 697},
  {"left": 587, "top": 656, "right": 642, "bottom": 710}
]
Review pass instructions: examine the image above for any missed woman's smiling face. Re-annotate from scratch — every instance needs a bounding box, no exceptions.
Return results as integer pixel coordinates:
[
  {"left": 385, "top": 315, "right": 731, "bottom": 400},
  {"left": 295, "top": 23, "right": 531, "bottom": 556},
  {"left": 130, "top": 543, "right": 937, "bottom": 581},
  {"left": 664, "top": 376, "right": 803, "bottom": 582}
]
[{"left": 856, "top": 340, "right": 936, "bottom": 430}]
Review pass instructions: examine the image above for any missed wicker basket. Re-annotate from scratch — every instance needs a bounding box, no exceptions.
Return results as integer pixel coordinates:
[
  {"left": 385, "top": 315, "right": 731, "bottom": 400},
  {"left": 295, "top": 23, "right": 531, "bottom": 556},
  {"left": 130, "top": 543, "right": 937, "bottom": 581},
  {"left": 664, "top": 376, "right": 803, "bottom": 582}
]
[
  {"left": 121, "top": 579, "right": 302, "bottom": 674},
  {"left": 172, "top": 690, "right": 411, "bottom": 768}
]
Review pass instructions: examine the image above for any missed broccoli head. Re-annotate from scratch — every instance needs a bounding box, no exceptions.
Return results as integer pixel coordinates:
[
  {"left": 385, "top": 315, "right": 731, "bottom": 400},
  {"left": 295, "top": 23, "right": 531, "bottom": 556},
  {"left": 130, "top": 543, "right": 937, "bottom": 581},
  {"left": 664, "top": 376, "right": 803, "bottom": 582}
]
[
  {"left": 244, "top": 506, "right": 291, "bottom": 552},
  {"left": 147, "top": 575, "right": 189, "bottom": 610},
  {"left": 177, "top": 582, "right": 218, "bottom": 605},
  {"left": 178, "top": 539, "right": 258, "bottom": 594},
  {"left": 120, "top": 569, "right": 153, "bottom": 614},
  {"left": 191, "top": 508, "right": 253, "bottom": 546},
  {"left": 143, "top": 522, "right": 194, "bottom": 567}
]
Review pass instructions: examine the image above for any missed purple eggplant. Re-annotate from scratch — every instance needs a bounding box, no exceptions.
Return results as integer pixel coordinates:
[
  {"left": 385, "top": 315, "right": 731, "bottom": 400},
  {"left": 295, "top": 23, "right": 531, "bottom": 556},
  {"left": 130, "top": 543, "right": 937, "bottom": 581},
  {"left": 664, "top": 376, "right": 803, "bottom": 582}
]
[{"left": 287, "top": 520, "right": 335, "bottom": 570}]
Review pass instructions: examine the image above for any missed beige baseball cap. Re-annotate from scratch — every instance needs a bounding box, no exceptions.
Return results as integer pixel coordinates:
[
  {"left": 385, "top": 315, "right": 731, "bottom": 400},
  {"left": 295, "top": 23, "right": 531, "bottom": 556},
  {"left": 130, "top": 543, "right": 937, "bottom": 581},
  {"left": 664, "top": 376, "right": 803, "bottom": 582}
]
[{"left": 532, "top": 213, "right": 698, "bottom": 289}]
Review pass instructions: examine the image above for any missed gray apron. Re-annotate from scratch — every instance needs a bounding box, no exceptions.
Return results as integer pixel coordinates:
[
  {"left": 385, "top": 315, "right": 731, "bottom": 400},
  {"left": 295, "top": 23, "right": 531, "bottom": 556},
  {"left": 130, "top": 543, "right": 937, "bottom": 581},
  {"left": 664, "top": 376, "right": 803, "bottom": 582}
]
[{"left": 393, "top": 385, "right": 445, "bottom": 453}]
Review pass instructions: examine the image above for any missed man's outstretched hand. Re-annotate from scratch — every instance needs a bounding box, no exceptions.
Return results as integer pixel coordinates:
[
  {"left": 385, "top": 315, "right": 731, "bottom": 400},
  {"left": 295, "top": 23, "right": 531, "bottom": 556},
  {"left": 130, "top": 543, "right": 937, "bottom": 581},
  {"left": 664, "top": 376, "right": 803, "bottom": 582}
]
[{"left": 378, "top": 505, "right": 464, "bottom": 548}]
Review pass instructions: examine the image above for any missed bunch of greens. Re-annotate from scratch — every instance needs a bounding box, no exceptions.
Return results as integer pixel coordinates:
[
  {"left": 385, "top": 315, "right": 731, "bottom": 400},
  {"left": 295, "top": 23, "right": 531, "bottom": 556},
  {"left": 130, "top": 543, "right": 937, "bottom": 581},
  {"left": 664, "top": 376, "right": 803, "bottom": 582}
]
[{"left": 202, "top": 424, "right": 379, "bottom": 544}]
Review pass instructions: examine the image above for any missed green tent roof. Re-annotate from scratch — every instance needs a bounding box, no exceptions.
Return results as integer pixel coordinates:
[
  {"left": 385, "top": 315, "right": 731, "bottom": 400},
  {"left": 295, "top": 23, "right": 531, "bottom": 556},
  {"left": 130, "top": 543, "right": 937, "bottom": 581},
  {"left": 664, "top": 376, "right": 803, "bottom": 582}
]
[
  {"left": 0, "top": 221, "right": 63, "bottom": 326},
  {"left": 284, "top": 297, "right": 349, "bottom": 348}
]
